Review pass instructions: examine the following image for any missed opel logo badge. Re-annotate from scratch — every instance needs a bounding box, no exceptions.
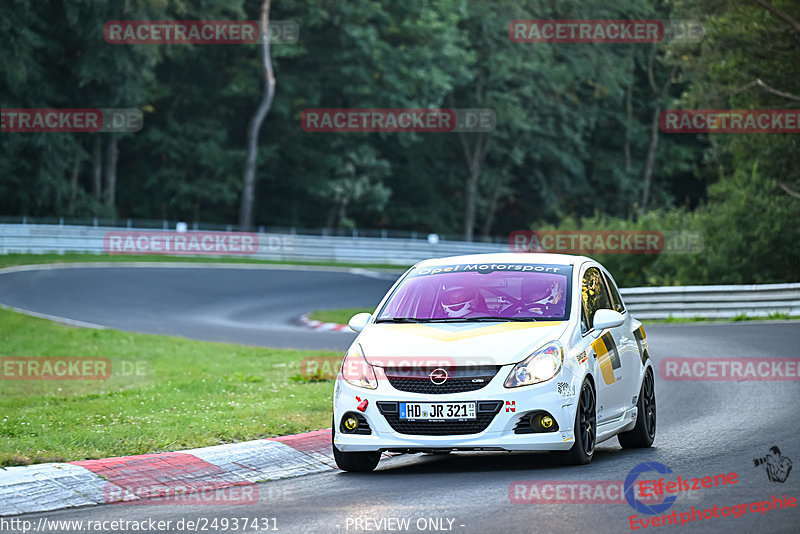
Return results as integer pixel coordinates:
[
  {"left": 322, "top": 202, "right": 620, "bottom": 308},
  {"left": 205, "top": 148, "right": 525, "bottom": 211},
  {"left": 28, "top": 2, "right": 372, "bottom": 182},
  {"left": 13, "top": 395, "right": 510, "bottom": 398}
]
[{"left": 429, "top": 368, "right": 449, "bottom": 385}]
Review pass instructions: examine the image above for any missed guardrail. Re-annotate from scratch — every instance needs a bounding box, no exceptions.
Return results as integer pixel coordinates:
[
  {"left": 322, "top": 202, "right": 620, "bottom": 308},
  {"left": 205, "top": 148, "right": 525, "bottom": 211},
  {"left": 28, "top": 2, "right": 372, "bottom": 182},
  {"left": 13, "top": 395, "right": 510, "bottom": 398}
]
[
  {"left": 619, "top": 284, "right": 800, "bottom": 320},
  {"left": 0, "top": 223, "right": 506, "bottom": 265},
  {"left": 1, "top": 223, "right": 798, "bottom": 320}
]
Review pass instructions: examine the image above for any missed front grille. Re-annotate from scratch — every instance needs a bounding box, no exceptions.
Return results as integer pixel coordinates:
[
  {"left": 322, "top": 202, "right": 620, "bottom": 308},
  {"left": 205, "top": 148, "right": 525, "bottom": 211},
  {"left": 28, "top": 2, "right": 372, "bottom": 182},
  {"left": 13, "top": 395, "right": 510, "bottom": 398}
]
[
  {"left": 384, "top": 365, "right": 501, "bottom": 394},
  {"left": 376, "top": 400, "right": 502, "bottom": 436}
]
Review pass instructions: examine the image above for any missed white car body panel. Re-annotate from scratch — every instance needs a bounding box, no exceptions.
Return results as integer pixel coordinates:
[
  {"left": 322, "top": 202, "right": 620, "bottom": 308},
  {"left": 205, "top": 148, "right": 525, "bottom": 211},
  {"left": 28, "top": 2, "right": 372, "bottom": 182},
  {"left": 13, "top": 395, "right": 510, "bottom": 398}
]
[{"left": 357, "top": 322, "right": 570, "bottom": 367}]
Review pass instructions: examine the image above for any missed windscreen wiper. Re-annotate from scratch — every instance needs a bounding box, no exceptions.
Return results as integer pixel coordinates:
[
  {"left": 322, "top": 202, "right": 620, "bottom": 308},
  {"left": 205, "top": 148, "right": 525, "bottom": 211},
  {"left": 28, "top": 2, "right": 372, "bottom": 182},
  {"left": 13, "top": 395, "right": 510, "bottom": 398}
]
[
  {"left": 455, "top": 316, "right": 538, "bottom": 322},
  {"left": 374, "top": 317, "right": 424, "bottom": 323},
  {"left": 402, "top": 317, "right": 540, "bottom": 323},
  {"left": 375, "top": 316, "right": 541, "bottom": 323}
]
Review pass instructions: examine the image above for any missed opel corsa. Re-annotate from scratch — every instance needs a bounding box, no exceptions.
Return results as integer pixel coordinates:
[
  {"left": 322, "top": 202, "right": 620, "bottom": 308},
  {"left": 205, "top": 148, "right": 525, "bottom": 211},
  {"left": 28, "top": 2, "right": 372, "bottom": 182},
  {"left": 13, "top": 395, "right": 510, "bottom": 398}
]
[{"left": 332, "top": 253, "right": 656, "bottom": 472}]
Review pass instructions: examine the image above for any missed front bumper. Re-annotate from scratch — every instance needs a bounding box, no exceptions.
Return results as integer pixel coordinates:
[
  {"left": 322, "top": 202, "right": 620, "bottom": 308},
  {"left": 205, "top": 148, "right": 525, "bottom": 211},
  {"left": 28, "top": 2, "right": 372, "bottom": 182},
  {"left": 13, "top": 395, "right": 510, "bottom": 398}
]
[{"left": 333, "top": 365, "right": 579, "bottom": 452}]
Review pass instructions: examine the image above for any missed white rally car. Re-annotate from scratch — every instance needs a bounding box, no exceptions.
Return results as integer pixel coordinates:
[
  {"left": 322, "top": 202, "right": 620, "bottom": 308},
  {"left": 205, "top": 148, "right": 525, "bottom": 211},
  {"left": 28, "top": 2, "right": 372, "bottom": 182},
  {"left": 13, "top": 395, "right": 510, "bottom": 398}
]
[{"left": 332, "top": 253, "right": 656, "bottom": 472}]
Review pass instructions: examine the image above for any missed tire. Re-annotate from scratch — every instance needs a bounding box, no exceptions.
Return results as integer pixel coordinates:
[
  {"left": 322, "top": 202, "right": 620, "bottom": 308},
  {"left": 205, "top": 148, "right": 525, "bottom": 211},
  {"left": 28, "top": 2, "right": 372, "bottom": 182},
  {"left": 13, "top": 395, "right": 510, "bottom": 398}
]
[
  {"left": 618, "top": 368, "right": 656, "bottom": 449},
  {"left": 331, "top": 420, "right": 380, "bottom": 472},
  {"left": 559, "top": 379, "right": 596, "bottom": 465}
]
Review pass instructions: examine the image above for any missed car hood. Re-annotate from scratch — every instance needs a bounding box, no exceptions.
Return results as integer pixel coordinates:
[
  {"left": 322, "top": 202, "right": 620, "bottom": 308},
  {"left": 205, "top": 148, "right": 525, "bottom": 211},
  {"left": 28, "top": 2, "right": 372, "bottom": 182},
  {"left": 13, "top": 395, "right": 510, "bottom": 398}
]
[{"left": 357, "top": 321, "right": 568, "bottom": 367}]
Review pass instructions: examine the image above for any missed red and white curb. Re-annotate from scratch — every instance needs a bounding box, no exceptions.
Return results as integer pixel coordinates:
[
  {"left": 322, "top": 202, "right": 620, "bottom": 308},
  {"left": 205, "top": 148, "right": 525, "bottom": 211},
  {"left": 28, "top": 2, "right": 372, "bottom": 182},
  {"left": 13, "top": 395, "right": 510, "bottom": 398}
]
[
  {"left": 299, "top": 314, "right": 350, "bottom": 332},
  {"left": 0, "top": 429, "right": 337, "bottom": 517}
]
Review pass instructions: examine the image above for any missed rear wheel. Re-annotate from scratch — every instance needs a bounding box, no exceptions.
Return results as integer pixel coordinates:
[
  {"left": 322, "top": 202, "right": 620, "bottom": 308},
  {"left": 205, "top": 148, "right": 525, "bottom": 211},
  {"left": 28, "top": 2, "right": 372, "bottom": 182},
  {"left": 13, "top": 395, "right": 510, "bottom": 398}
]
[
  {"left": 331, "top": 420, "right": 380, "bottom": 472},
  {"left": 618, "top": 368, "right": 656, "bottom": 448},
  {"left": 559, "top": 379, "right": 596, "bottom": 465}
]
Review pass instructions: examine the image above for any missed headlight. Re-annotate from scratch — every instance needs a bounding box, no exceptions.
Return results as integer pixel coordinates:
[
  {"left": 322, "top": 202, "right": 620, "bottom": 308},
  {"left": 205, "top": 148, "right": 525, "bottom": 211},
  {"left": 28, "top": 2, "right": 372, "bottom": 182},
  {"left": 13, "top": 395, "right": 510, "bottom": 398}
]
[
  {"left": 340, "top": 344, "right": 378, "bottom": 389},
  {"left": 504, "top": 341, "right": 563, "bottom": 388}
]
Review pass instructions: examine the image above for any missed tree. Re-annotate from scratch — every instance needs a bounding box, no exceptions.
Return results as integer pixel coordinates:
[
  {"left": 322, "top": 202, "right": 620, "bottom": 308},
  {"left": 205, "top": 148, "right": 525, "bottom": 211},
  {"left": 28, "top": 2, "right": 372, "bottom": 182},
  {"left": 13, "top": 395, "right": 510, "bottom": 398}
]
[{"left": 239, "top": 0, "right": 276, "bottom": 229}]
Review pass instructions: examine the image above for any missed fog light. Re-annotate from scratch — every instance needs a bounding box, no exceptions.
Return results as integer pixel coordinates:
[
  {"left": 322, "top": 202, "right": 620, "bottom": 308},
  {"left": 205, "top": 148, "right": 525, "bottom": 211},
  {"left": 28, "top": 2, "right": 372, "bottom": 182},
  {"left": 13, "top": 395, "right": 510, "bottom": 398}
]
[
  {"left": 516, "top": 411, "right": 559, "bottom": 434},
  {"left": 344, "top": 416, "right": 358, "bottom": 432}
]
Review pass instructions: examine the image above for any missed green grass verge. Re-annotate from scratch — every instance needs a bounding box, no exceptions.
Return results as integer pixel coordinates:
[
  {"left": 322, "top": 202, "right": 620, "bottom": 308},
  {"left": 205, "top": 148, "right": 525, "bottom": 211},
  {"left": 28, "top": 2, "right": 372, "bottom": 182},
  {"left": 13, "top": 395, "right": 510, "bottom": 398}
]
[
  {"left": 307, "top": 308, "right": 372, "bottom": 325},
  {"left": 0, "top": 308, "right": 340, "bottom": 466},
  {"left": 0, "top": 253, "right": 407, "bottom": 271},
  {"left": 643, "top": 312, "right": 800, "bottom": 324}
]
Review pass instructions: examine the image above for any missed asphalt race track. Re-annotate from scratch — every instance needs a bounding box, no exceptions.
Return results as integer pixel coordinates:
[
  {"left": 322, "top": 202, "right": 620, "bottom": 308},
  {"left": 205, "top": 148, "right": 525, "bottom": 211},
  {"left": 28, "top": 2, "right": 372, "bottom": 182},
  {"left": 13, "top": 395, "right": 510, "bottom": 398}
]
[
  {"left": 0, "top": 264, "right": 399, "bottom": 350},
  {"left": 2, "top": 264, "right": 799, "bottom": 533}
]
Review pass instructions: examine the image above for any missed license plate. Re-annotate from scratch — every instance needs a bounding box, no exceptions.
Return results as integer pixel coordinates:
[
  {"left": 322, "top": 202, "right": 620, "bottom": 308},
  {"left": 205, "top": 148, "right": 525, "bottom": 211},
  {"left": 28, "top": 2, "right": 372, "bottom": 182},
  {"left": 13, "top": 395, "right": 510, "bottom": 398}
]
[{"left": 399, "top": 402, "right": 476, "bottom": 421}]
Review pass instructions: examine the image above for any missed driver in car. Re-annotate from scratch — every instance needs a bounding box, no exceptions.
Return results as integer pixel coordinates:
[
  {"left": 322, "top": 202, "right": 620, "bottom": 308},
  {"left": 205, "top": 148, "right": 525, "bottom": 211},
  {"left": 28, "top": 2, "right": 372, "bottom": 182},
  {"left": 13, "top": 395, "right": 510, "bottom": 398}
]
[
  {"left": 521, "top": 279, "right": 564, "bottom": 315},
  {"left": 440, "top": 286, "right": 491, "bottom": 318}
]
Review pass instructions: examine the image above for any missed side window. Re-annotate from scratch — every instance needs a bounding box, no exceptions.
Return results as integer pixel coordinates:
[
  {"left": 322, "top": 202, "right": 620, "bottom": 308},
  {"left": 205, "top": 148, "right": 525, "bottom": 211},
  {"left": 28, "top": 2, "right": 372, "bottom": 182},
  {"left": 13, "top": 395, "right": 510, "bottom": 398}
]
[
  {"left": 603, "top": 272, "right": 626, "bottom": 313},
  {"left": 581, "top": 267, "right": 613, "bottom": 329},
  {"left": 580, "top": 306, "right": 589, "bottom": 335}
]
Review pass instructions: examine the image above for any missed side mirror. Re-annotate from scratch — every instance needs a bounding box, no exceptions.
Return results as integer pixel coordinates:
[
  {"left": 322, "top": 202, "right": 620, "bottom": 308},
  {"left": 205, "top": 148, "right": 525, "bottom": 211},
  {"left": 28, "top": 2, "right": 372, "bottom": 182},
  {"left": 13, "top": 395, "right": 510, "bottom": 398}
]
[
  {"left": 348, "top": 313, "right": 372, "bottom": 333},
  {"left": 593, "top": 309, "right": 625, "bottom": 331}
]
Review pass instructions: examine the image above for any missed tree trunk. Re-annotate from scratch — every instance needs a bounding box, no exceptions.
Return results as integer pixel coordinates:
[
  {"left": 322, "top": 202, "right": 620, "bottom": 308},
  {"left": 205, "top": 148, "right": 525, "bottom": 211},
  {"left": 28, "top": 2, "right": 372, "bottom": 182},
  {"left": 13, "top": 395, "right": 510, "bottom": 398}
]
[
  {"left": 458, "top": 130, "right": 489, "bottom": 241},
  {"left": 624, "top": 45, "right": 634, "bottom": 174},
  {"left": 463, "top": 168, "right": 479, "bottom": 242},
  {"left": 641, "top": 57, "right": 678, "bottom": 212},
  {"left": 777, "top": 181, "right": 800, "bottom": 200},
  {"left": 640, "top": 103, "right": 661, "bottom": 212},
  {"left": 481, "top": 139, "right": 519, "bottom": 239},
  {"left": 103, "top": 134, "right": 118, "bottom": 210},
  {"left": 480, "top": 171, "right": 503, "bottom": 239},
  {"left": 325, "top": 205, "right": 338, "bottom": 230},
  {"left": 92, "top": 137, "right": 102, "bottom": 200},
  {"left": 67, "top": 157, "right": 81, "bottom": 216},
  {"left": 239, "top": 0, "right": 276, "bottom": 230}
]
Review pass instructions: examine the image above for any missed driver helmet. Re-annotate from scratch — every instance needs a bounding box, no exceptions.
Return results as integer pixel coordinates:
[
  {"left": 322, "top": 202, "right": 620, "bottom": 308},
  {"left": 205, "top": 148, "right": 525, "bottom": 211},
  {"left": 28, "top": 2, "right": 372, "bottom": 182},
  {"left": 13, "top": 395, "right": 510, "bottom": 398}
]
[
  {"left": 441, "top": 286, "right": 482, "bottom": 318},
  {"left": 522, "top": 279, "right": 562, "bottom": 305}
]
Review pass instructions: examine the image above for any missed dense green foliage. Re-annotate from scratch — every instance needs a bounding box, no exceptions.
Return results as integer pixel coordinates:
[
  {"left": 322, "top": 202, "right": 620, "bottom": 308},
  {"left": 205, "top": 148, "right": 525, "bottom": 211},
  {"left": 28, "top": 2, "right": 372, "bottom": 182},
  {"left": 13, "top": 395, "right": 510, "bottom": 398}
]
[{"left": 1, "top": 0, "right": 797, "bottom": 283}]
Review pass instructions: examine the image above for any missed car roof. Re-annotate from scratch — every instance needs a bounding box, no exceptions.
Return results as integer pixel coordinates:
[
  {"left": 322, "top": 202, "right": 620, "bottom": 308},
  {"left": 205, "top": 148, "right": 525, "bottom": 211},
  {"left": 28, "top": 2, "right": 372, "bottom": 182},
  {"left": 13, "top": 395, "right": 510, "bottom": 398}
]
[{"left": 414, "top": 252, "right": 592, "bottom": 268}]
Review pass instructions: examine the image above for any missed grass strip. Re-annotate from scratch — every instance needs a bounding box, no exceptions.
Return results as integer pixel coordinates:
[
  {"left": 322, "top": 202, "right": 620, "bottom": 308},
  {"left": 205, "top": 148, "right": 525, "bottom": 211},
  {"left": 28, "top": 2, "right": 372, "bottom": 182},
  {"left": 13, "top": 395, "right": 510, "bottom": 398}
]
[{"left": 0, "top": 309, "right": 338, "bottom": 466}]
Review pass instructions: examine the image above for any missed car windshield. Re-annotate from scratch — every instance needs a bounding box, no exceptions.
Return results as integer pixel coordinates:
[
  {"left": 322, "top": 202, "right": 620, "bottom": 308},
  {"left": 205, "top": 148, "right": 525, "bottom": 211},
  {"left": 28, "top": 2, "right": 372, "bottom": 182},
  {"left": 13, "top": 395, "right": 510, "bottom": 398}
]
[{"left": 376, "top": 262, "right": 571, "bottom": 322}]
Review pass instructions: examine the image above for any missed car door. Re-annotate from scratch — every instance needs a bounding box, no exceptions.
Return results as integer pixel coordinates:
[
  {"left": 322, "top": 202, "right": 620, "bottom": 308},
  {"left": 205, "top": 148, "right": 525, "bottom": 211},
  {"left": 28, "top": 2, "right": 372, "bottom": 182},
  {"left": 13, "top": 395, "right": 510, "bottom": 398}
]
[
  {"left": 580, "top": 266, "right": 627, "bottom": 423},
  {"left": 600, "top": 269, "right": 641, "bottom": 413}
]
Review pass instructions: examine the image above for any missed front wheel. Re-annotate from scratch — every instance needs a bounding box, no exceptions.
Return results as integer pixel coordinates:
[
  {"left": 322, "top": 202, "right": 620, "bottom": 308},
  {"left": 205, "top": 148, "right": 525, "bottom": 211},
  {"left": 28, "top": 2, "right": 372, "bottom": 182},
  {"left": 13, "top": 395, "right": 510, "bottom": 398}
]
[
  {"left": 558, "top": 379, "right": 596, "bottom": 465},
  {"left": 618, "top": 368, "right": 656, "bottom": 448},
  {"left": 331, "top": 422, "right": 380, "bottom": 472}
]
